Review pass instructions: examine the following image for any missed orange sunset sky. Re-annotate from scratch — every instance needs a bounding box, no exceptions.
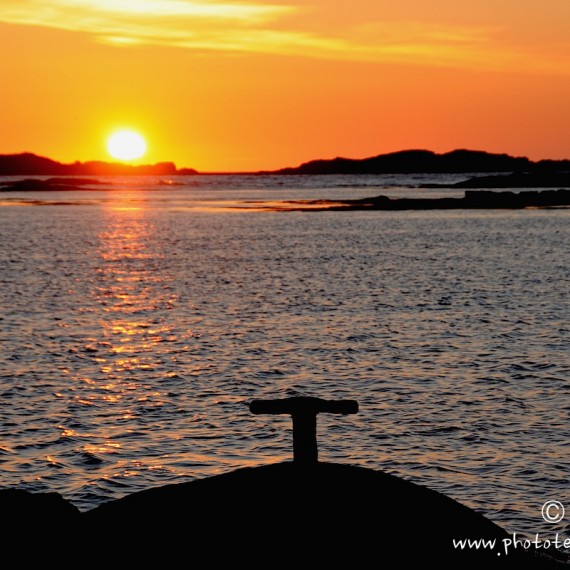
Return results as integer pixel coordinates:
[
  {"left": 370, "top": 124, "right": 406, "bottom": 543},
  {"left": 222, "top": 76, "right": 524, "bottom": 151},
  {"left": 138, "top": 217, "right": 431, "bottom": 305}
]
[{"left": 1, "top": 0, "right": 569, "bottom": 172}]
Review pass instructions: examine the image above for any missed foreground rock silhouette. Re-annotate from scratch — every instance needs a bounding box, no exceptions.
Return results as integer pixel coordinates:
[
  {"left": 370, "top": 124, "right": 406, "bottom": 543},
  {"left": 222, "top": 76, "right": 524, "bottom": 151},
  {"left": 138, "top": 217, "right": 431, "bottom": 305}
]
[
  {"left": 2, "top": 397, "right": 568, "bottom": 567},
  {"left": 2, "top": 464, "right": 565, "bottom": 567}
]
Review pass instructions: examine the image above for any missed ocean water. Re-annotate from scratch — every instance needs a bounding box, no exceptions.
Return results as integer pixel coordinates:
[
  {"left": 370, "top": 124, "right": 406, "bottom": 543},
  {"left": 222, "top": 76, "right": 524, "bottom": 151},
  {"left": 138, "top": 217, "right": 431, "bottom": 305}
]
[{"left": 0, "top": 174, "right": 569, "bottom": 539}]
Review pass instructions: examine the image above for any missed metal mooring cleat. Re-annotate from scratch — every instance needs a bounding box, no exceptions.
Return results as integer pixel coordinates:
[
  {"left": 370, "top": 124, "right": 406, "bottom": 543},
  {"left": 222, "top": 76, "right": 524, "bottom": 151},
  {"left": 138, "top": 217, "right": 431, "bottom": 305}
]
[{"left": 249, "top": 396, "right": 359, "bottom": 464}]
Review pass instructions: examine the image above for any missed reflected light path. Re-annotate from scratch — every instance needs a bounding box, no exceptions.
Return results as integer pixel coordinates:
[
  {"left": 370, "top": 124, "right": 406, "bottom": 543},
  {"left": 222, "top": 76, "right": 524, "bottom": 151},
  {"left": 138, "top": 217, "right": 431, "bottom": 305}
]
[
  {"left": 95, "top": 202, "right": 177, "bottom": 379},
  {"left": 62, "top": 197, "right": 269, "bottom": 508},
  {"left": 63, "top": 198, "right": 193, "bottom": 495}
]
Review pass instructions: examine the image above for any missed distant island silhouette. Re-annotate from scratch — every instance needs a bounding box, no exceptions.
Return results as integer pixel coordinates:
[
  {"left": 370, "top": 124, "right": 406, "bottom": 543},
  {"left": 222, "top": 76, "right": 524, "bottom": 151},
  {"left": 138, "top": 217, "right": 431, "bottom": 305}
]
[
  {"left": 0, "top": 152, "right": 197, "bottom": 176},
  {"left": 1, "top": 149, "right": 570, "bottom": 176},
  {"left": 271, "top": 149, "right": 570, "bottom": 175}
]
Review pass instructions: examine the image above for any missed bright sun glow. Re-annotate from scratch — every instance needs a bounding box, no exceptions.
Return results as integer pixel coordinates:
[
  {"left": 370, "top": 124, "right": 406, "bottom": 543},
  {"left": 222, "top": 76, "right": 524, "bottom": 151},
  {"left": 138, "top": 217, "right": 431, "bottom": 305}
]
[{"left": 107, "top": 130, "right": 147, "bottom": 161}]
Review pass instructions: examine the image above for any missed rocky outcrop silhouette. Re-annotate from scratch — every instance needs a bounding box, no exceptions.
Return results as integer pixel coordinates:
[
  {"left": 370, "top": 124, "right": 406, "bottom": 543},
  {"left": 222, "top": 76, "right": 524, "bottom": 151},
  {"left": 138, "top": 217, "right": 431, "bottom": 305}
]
[
  {"left": 2, "top": 463, "right": 566, "bottom": 567},
  {"left": 272, "top": 149, "right": 570, "bottom": 175},
  {"left": 0, "top": 153, "right": 196, "bottom": 176},
  {"left": 2, "top": 394, "right": 567, "bottom": 566}
]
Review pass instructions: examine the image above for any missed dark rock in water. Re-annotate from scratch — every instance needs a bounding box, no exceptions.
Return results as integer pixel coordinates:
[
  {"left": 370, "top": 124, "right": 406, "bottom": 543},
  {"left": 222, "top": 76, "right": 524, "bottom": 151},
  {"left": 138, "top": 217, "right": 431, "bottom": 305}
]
[
  {"left": 453, "top": 172, "right": 570, "bottom": 189},
  {"left": 279, "top": 189, "right": 570, "bottom": 211},
  {"left": 0, "top": 177, "right": 106, "bottom": 192},
  {"left": 421, "top": 171, "right": 570, "bottom": 189},
  {"left": 463, "top": 189, "right": 570, "bottom": 208}
]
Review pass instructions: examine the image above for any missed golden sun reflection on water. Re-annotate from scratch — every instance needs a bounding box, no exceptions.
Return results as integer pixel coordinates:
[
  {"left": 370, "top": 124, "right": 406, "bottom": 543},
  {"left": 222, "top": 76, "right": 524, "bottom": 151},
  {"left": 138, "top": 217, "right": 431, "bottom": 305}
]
[
  {"left": 94, "top": 203, "right": 177, "bottom": 382},
  {"left": 57, "top": 198, "right": 292, "bottom": 491}
]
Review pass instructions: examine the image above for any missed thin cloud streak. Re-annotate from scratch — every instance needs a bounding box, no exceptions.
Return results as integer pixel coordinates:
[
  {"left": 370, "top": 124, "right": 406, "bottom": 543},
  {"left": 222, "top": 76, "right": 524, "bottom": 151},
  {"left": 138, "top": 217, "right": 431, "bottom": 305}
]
[
  {"left": 0, "top": 0, "right": 568, "bottom": 74},
  {"left": 56, "top": 0, "right": 288, "bottom": 20}
]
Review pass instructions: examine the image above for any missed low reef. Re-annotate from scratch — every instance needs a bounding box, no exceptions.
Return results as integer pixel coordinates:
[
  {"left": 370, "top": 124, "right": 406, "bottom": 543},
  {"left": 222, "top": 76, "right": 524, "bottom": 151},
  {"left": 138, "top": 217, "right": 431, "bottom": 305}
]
[
  {"left": 267, "top": 188, "right": 570, "bottom": 211},
  {"left": 421, "top": 171, "right": 570, "bottom": 189},
  {"left": 0, "top": 177, "right": 108, "bottom": 192}
]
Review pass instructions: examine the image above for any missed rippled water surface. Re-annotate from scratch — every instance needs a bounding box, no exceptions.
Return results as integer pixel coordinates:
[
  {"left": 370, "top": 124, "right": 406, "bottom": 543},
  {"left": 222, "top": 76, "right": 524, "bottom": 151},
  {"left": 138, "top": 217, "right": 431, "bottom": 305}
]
[{"left": 1, "top": 175, "right": 569, "bottom": 538}]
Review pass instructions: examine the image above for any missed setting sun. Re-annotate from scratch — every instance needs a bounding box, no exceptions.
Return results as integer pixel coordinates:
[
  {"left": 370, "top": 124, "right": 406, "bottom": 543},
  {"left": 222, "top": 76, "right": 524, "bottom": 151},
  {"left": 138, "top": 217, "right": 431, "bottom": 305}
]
[
  {"left": 1, "top": 1, "right": 570, "bottom": 169},
  {"left": 107, "top": 130, "right": 147, "bottom": 161}
]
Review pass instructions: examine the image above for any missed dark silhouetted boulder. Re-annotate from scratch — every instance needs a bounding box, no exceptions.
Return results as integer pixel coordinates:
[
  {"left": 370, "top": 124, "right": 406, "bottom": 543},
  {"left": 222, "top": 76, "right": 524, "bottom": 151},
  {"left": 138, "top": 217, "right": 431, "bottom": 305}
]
[
  {"left": 2, "top": 464, "right": 567, "bottom": 567},
  {"left": 81, "top": 462, "right": 562, "bottom": 567}
]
